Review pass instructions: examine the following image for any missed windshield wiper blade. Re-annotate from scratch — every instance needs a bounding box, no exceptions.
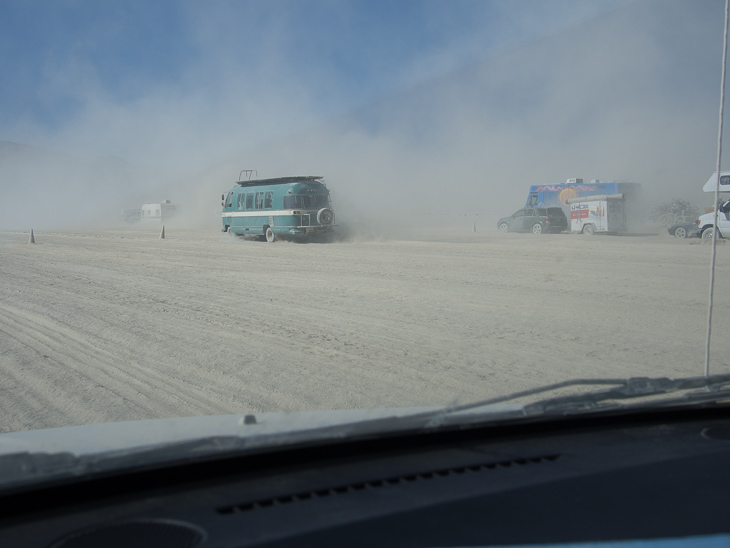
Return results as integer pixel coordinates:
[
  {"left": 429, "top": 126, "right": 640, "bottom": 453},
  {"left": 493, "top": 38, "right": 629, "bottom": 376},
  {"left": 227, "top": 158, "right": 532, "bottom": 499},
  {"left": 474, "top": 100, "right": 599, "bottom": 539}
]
[
  {"left": 521, "top": 374, "right": 730, "bottom": 416},
  {"left": 424, "top": 374, "right": 730, "bottom": 427}
]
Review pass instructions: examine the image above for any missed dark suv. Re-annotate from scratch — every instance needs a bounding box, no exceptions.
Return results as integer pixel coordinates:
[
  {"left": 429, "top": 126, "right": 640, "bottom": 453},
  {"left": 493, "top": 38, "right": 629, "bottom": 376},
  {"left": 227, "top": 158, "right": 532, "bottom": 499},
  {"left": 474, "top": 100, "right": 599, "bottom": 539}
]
[{"left": 497, "top": 207, "right": 568, "bottom": 234}]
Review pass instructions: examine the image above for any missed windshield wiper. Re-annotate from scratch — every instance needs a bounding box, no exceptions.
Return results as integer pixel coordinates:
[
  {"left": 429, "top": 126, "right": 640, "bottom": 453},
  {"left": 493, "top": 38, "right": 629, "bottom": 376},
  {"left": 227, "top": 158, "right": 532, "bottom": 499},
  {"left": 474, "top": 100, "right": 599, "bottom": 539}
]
[{"left": 424, "top": 373, "right": 730, "bottom": 427}]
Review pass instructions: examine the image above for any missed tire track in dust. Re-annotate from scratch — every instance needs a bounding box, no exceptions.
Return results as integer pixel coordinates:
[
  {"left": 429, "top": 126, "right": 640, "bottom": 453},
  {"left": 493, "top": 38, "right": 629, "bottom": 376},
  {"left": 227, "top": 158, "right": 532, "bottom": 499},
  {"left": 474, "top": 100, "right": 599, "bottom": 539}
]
[
  {"left": 2, "top": 245, "right": 417, "bottom": 417},
  {"left": 0, "top": 304, "right": 233, "bottom": 427}
]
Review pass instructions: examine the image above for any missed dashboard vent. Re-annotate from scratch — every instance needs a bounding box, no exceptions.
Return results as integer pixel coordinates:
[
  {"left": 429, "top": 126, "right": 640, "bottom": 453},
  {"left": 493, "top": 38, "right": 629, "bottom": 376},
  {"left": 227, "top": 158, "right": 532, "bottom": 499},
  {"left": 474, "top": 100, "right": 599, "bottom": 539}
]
[{"left": 217, "top": 453, "right": 560, "bottom": 515}]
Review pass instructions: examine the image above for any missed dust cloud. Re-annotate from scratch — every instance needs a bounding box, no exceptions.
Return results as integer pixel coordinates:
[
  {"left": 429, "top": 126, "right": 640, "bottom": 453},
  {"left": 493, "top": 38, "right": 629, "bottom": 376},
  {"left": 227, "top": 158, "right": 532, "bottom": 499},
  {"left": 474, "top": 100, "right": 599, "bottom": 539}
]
[{"left": 0, "top": 0, "right": 726, "bottom": 234}]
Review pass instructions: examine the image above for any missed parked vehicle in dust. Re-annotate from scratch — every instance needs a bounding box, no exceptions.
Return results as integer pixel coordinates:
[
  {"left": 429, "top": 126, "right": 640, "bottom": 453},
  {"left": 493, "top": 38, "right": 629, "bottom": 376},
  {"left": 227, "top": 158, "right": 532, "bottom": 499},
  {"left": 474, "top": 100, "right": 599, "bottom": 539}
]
[
  {"left": 141, "top": 200, "right": 178, "bottom": 222},
  {"left": 221, "top": 175, "right": 335, "bottom": 242},
  {"left": 566, "top": 194, "right": 626, "bottom": 235},
  {"left": 525, "top": 178, "right": 641, "bottom": 209},
  {"left": 497, "top": 207, "right": 568, "bottom": 234},
  {"left": 119, "top": 200, "right": 178, "bottom": 224},
  {"left": 697, "top": 200, "right": 730, "bottom": 240},
  {"left": 667, "top": 222, "right": 699, "bottom": 239},
  {"left": 702, "top": 171, "right": 730, "bottom": 194}
]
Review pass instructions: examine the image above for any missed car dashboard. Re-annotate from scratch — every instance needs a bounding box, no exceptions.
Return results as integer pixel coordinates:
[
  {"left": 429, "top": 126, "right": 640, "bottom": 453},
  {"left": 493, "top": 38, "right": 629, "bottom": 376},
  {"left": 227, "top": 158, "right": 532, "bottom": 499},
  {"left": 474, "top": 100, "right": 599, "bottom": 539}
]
[{"left": 1, "top": 406, "right": 730, "bottom": 547}]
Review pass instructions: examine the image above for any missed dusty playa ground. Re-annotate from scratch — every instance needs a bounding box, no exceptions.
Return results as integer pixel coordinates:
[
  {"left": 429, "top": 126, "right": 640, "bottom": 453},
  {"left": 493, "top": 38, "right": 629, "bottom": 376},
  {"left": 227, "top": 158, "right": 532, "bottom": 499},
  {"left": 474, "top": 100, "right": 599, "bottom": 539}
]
[{"left": 1, "top": 226, "right": 729, "bottom": 432}]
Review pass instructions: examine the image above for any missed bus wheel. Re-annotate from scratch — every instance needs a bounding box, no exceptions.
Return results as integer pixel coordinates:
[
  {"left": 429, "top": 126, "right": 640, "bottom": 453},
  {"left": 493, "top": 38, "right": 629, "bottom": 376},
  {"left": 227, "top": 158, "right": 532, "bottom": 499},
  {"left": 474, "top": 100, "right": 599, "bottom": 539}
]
[{"left": 265, "top": 227, "right": 276, "bottom": 242}]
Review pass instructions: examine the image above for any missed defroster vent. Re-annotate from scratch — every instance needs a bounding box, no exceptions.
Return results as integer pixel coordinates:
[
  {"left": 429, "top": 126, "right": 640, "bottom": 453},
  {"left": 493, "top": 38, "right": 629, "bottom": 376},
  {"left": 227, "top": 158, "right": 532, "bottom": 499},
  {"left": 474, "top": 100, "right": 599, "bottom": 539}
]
[{"left": 217, "top": 453, "right": 561, "bottom": 515}]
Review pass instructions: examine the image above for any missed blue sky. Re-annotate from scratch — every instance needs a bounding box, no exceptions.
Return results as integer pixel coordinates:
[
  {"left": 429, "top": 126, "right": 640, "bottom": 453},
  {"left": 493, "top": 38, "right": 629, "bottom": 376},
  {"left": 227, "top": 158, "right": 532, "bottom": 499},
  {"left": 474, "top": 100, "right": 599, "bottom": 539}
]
[{"left": 0, "top": 1, "right": 630, "bottom": 158}]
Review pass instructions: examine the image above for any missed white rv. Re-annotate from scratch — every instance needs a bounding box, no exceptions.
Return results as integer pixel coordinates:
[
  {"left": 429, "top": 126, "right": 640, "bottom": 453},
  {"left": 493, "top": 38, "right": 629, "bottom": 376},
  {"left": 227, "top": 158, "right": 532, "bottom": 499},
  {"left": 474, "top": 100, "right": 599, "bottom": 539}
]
[{"left": 702, "top": 172, "right": 730, "bottom": 194}]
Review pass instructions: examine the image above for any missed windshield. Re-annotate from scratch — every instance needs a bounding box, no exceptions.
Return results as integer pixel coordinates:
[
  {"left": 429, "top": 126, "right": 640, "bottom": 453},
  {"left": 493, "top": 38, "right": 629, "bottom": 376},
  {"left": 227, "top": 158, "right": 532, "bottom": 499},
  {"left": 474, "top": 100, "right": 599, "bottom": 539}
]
[{"left": 1, "top": 0, "right": 729, "bottom": 473}]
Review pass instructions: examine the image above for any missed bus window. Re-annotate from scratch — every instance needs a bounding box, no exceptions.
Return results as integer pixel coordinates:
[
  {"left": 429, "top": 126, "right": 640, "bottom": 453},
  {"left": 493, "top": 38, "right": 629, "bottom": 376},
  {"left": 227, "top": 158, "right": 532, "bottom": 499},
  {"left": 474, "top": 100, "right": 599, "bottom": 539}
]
[
  {"left": 283, "top": 195, "right": 292, "bottom": 209},
  {"left": 283, "top": 194, "right": 328, "bottom": 209},
  {"left": 304, "top": 195, "right": 326, "bottom": 208},
  {"left": 225, "top": 192, "right": 233, "bottom": 208},
  {"left": 255, "top": 192, "right": 264, "bottom": 209},
  {"left": 237, "top": 194, "right": 245, "bottom": 210},
  {"left": 246, "top": 193, "right": 253, "bottom": 209},
  {"left": 265, "top": 192, "right": 273, "bottom": 209}
]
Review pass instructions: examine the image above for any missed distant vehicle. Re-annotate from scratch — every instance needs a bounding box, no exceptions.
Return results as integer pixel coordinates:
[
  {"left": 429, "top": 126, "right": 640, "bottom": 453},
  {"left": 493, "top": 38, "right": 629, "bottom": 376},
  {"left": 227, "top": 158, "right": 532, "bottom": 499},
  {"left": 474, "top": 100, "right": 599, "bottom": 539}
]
[
  {"left": 697, "top": 200, "right": 730, "bottom": 240},
  {"left": 119, "top": 200, "right": 177, "bottom": 224},
  {"left": 566, "top": 194, "right": 626, "bottom": 236},
  {"left": 221, "top": 175, "right": 335, "bottom": 242},
  {"left": 702, "top": 171, "right": 730, "bottom": 194},
  {"left": 497, "top": 207, "right": 568, "bottom": 234},
  {"left": 140, "top": 200, "right": 178, "bottom": 222},
  {"left": 525, "top": 179, "right": 641, "bottom": 210},
  {"left": 667, "top": 222, "right": 699, "bottom": 239}
]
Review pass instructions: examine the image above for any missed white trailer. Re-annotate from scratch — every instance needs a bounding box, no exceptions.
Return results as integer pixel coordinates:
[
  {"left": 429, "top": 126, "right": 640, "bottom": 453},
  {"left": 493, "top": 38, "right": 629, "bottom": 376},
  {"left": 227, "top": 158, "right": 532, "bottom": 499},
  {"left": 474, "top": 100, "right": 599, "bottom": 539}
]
[
  {"left": 141, "top": 200, "right": 178, "bottom": 223},
  {"left": 566, "top": 194, "right": 626, "bottom": 235}
]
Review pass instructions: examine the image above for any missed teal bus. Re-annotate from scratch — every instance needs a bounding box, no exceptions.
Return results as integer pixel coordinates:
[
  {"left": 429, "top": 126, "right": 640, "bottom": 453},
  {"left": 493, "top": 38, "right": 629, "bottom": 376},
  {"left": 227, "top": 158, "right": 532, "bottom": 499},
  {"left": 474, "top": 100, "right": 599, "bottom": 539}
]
[{"left": 221, "top": 175, "right": 335, "bottom": 242}]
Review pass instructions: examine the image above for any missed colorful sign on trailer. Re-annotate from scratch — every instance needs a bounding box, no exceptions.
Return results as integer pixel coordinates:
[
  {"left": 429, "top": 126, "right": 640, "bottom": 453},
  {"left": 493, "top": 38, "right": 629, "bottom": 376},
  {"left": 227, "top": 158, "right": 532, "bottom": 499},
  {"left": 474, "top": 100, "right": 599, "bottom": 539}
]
[
  {"left": 525, "top": 179, "right": 641, "bottom": 209},
  {"left": 221, "top": 175, "right": 335, "bottom": 242}
]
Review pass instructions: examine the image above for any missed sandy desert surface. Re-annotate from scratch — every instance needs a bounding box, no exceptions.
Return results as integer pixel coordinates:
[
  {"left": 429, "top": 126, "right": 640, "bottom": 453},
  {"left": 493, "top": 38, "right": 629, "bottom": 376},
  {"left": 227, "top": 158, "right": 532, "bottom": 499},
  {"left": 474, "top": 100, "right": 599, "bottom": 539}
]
[{"left": 1, "top": 224, "right": 729, "bottom": 433}]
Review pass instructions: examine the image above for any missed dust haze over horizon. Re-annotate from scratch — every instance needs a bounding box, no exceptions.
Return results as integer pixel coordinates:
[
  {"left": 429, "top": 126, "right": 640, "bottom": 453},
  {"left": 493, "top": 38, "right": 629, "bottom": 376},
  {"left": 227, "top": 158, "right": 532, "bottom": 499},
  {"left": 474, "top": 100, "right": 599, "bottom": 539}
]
[{"left": 0, "top": 0, "right": 726, "bottom": 232}]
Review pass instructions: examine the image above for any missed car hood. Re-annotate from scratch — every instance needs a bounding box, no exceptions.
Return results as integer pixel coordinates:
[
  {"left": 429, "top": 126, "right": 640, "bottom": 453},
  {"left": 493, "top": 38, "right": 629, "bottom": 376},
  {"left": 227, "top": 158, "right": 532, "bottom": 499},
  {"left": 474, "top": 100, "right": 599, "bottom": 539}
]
[
  {"left": 0, "top": 407, "right": 439, "bottom": 459},
  {"left": 698, "top": 212, "right": 721, "bottom": 224},
  {"left": 0, "top": 406, "right": 521, "bottom": 491}
]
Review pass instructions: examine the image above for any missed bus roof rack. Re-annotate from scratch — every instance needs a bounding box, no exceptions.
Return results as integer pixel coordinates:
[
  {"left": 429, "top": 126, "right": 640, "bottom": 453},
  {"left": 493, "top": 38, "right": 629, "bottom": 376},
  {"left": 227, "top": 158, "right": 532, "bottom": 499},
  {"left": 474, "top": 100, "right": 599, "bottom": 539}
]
[
  {"left": 239, "top": 169, "right": 258, "bottom": 181},
  {"left": 235, "top": 176, "right": 324, "bottom": 187}
]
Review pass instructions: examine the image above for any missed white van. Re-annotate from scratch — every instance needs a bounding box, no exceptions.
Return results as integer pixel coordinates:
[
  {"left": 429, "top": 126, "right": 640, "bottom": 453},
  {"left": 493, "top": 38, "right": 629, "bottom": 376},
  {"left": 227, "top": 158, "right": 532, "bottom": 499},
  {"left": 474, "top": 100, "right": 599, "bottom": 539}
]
[{"left": 697, "top": 200, "right": 730, "bottom": 239}]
